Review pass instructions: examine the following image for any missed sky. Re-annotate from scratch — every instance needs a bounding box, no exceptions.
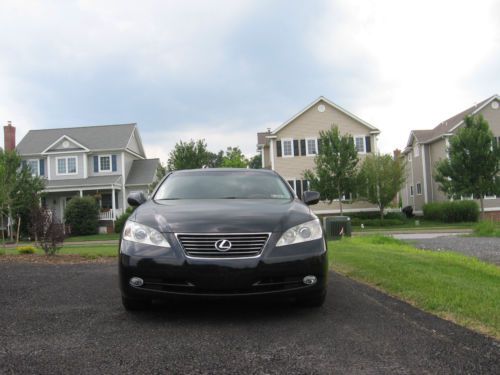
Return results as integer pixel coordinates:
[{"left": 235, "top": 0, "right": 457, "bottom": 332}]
[{"left": 0, "top": 0, "right": 499, "bottom": 162}]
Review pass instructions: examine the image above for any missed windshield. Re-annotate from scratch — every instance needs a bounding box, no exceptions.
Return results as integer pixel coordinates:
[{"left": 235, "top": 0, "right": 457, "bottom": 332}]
[{"left": 154, "top": 171, "right": 293, "bottom": 200}]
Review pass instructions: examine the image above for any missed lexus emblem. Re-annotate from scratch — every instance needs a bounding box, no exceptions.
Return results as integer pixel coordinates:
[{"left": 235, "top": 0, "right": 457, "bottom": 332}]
[{"left": 215, "top": 239, "right": 232, "bottom": 252}]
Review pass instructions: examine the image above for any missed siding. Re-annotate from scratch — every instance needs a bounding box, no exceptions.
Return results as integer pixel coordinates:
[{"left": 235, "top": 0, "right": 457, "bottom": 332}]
[
  {"left": 87, "top": 153, "right": 122, "bottom": 177},
  {"left": 49, "top": 154, "right": 84, "bottom": 180}
]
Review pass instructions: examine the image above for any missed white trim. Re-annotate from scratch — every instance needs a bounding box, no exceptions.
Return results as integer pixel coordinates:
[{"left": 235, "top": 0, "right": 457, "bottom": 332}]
[
  {"left": 271, "top": 96, "right": 379, "bottom": 135},
  {"left": 261, "top": 148, "right": 265, "bottom": 168},
  {"left": 98, "top": 155, "right": 112, "bottom": 172},
  {"left": 281, "top": 138, "right": 294, "bottom": 157},
  {"left": 46, "top": 155, "right": 51, "bottom": 180},
  {"left": 354, "top": 135, "right": 366, "bottom": 154},
  {"left": 55, "top": 156, "right": 78, "bottom": 176},
  {"left": 305, "top": 137, "right": 318, "bottom": 156},
  {"left": 42, "top": 135, "right": 89, "bottom": 154},
  {"left": 43, "top": 185, "right": 122, "bottom": 193},
  {"left": 121, "top": 151, "right": 127, "bottom": 210},
  {"left": 421, "top": 145, "right": 428, "bottom": 203},
  {"left": 269, "top": 139, "right": 275, "bottom": 170},
  {"left": 83, "top": 154, "right": 88, "bottom": 179}
]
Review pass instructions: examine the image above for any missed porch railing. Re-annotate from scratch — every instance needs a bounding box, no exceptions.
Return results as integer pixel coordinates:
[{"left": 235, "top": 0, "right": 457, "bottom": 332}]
[{"left": 99, "top": 208, "right": 123, "bottom": 221}]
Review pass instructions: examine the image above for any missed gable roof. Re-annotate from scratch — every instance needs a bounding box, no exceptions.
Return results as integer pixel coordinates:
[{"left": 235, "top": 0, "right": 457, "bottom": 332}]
[
  {"left": 16, "top": 123, "right": 140, "bottom": 155},
  {"left": 271, "top": 96, "right": 380, "bottom": 135},
  {"left": 406, "top": 95, "right": 499, "bottom": 147},
  {"left": 125, "top": 159, "right": 159, "bottom": 186}
]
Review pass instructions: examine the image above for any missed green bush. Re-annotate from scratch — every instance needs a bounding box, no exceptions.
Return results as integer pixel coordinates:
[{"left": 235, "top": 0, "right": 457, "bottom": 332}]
[
  {"left": 64, "top": 196, "right": 100, "bottom": 235},
  {"left": 423, "top": 201, "right": 479, "bottom": 222},
  {"left": 114, "top": 207, "right": 135, "bottom": 234},
  {"left": 16, "top": 245, "right": 36, "bottom": 254},
  {"left": 347, "top": 211, "right": 406, "bottom": 221}
]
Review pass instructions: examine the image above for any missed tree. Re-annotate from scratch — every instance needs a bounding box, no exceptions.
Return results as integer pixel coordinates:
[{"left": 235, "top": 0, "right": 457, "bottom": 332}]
[
  {"left": 30, "top": 208, "right": 65, "bottom": 255},
  {"left": 221, "top": 147, "right": 248, "bottom": 168},
  {"left": 248, "top": 153, "right": 262, "bottom": 169},
  {"left": 0, "top": 151, "right": 24, "bottom": 245},
  {"left": 357, "top": 154, "right": 406, "bottom": 220},
  {"left": 303, "top": 125, "right": 359, "bottom": 215},
  {"left": 149, "top": 162, "right": 167, "bottom": 192},
  {"left": 64, "top": 196, "right": 100, "bottom": 235},
  {"left": 206, "top": 150, "right": 225, "bottom": 168},
  {"left": 434, "top": 115, "right": 500, "bottom": 217},
  {"left": 167, "top": 139, "right": 212, "bottom": 170},
  {"left": 10, "top": 164, "right": 45, "bottom": 237}
]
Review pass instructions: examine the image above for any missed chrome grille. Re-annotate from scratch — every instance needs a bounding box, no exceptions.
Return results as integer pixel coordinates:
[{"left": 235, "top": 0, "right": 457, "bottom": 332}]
[{"left": 176, "top": 233, "right": 270, "bottom": 258}]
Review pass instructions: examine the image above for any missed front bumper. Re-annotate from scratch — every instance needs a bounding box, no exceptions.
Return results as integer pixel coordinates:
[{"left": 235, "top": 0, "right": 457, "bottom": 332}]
[{"left": 119, "top": 232, "right": 328, "bottom": 300}]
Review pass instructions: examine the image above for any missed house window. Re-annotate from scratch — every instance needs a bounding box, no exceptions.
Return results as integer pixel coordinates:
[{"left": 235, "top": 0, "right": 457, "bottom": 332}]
[
  {"left": 416, "top": 182, "right": 422, "bottom": 195},
  {"left": 306, "top": 138, "right": 317, "bottom": 156},
  {"left": 410, "top": 185, "right": 414, "bottom": 197},
  {"left": 354, "top": 136, "right": 365, "bottom": 153},
  {"left": 414, "top": 144, "right": 420, "bottom": 157},
  {"left": 27, "top": 159, "right": 39, "bottom": 176},
  {"left": 56, "top": 156, "right": 77, "bottom": 175},
  {"left": 99, "top": 155, "right": 111, "bottom": 172},
  {"left": 282, "top": 139, "right": 293, "bottom": 157}
]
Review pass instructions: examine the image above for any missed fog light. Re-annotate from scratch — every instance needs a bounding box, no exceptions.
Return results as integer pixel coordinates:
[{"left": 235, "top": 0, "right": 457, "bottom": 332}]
[
  {"left": 303, "top": 275, "right": 317, "bottom": 285},
  {"left": 129, "top": 277, "right": 144, "bottom": 287}
]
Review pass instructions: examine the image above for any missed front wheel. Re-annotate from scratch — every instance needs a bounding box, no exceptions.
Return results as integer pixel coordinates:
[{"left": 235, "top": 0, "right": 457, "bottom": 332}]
[
  {"left": 296, "top": 291, "right": 326, "bottom": 308},
  {"left": 121, "top": 296, "right": 152, "bottom": 311}
]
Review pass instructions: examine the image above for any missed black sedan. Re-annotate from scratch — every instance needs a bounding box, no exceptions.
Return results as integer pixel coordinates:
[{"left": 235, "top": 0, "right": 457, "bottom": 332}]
[{"left": 119, "top": 168, "right": 328, "bottom": 310}]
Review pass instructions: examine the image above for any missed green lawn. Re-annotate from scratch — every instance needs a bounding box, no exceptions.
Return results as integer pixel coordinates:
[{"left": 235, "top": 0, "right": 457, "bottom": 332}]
[
  {"left": 329, "top": 236, "right": 500, "bottom": 339},
  {"left": 2, "top": 244, "right": 118, "bottom": 259},
  {"left": 351, "top": 220, "right": 476, "bottom": 232},
  {"left": 65, "top": 233, "right": 120, "bottom": 242}
]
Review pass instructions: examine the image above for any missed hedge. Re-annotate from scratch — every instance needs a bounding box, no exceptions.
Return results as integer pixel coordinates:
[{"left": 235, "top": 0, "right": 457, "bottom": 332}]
[
  {"left": 114, "top": 207, "right": 135, "bottom": 234},
  {"left": 423, "top": 201, "right": 479, "bottom": 222},
  {"left": 64, "top": 196, "right": 100, "bottom": 235}
]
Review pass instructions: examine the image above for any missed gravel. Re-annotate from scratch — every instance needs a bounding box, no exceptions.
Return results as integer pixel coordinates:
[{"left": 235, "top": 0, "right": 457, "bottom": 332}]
[
  {"left": 407, "top": 236, "right": 500, "bottom": 265},
  {"left": 0, "top": 262, "right": 498, "bottom": 374}
]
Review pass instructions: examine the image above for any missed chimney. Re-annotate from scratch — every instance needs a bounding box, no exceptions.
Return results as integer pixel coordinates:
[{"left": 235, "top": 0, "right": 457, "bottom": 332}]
[
  {"left": 4, "top": 121, "right": 16, "bottom": 151},
  {"left": 393, "top": 149, "right": 401, "bottom": 160}
]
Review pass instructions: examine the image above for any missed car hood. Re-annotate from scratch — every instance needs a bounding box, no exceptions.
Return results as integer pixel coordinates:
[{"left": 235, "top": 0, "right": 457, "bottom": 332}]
[{"left": 130, "top": 199, "right": 315, "bottom": 233}]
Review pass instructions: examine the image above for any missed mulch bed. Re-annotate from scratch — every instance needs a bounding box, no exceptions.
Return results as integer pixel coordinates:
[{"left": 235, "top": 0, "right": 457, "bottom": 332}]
[{"left": 0, "top": 254, "right": 116, "bottom": 264}]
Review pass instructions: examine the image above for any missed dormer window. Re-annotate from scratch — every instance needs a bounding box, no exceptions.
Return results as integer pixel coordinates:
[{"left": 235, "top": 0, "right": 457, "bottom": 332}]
[{"left": 99, "top": 155, "right": 111, "bottom": 172}]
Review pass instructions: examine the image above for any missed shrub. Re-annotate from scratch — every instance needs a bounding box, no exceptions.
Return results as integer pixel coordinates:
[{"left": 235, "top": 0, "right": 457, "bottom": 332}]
[
  {"left": 30, "top": 209, "right": 65, "bottom": 255},
  {"left": 16, "top": 245, "right": 36, "bottom": 254},
  {"left": 347, "top": 211, "right": 406, "bottom": 221},
  {"left": 64, "top": 196, "right": 100, "bottom": 235},
  {"left": 423, "top": 201, "right": 479, "bottom": 222},
  {"left": 114, "top": 207, "right": 135, "bottom": 234}
]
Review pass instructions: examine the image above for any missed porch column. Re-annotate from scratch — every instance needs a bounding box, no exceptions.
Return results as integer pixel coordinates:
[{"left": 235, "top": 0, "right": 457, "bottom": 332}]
[
  {"left": 79, "top": 190, "right": 83, "bottom": 197},
  {"left": 111, "top": 187, "right": 116, "bottom": 222}
]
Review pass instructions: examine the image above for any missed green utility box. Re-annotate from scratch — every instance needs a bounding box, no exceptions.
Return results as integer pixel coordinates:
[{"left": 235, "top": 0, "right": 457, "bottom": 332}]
[{"left": 324, "top": 216, "right": 352, "bottom": 241}]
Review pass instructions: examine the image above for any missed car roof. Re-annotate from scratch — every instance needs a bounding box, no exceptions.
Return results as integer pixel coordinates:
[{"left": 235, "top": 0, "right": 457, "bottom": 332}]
[{"left": 171, "top": 168, "right": 276, "bottom": 175}]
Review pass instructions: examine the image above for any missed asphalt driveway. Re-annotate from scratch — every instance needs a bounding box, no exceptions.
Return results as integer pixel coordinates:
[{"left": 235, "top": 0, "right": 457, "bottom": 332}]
[{"left": 0, "top": 261, "right": 498, "bottom": 374}]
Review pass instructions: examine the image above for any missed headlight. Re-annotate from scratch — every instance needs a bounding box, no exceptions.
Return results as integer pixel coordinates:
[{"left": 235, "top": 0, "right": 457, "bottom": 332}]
[
  {"left": 123, "top": 221, "right": 171, "bottom": 248},
  {"left": 276, "top": 219, "right": 323, "bottom": 247}
]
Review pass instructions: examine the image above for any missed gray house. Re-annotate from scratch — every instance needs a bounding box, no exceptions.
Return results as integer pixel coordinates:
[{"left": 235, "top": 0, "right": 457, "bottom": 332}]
[{"left": 16, "top": 123, "right": 159, "bottom": 228}]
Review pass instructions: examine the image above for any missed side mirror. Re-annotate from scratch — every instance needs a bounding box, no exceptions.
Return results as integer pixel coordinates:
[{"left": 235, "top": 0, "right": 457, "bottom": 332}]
[
  {"left": 127, "top": 192, "right": 147, "bottom": 207},
  {"left": 303, "top": 191, "right": 320, "bottom": 205}
]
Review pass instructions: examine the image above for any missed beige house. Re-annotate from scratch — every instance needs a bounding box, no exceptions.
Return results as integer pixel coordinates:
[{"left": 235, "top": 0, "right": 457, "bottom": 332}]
[
  {"left": 257, "top": 96, "right": 381, "bottom": 214},
  {"left": 401, "top": 94, "right": 500, "bottom": 218}
]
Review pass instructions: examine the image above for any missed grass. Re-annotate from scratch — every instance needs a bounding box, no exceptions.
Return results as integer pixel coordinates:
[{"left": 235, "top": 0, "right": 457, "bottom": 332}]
[
  {"left": 65, "top": 233, "right": 120, "bottom": 242},
  {"left": 351, "top": 220, "right": 476, "bottom": 232},
  {"left": 2, "top": 244, "right": 118, "bottom": 259},
  {"left": 472, "top": 221, "right": 500, "bottom": 237},
  {"left": 329, "top": 236, "right": 500, "bottom": 339}
]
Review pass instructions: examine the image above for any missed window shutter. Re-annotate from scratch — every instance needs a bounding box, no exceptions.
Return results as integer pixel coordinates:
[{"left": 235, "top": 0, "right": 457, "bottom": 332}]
[
  {"left": 21, "top": 160, "right": 27, "bottom": 169},
  {"left": 300, "top": 139, "right": 306, "bottom": 156},
  {"left": 317, "top": 138, "right": 322, "bottom": 154},
  {"left": 365, "top": 136, "right": 371, "bottom": 153},
  {"left": 39, "top": 159, "right": 45, "bottom": 176},
  {"left": 276, "top": 141, "right": 282, "bottom": 157},
  {"left": 293, "top": 140, "right": 299, "bottom": 156},
  {"left": 93, "top": 156, "right": 99, "bottom": 172},
  {"left": 112, "top": 155, "right": 117, "bottom": 172},
  {"left": 296, "top": 179, "right": 302, "bottom": 199}
]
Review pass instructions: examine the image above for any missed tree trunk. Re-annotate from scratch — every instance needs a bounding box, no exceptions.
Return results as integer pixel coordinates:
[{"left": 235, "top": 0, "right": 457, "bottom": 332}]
[
  {"left": 380, "top": 206, "right": 384, "bottom": 221},
  {"left": 338, "top": 184, "right": 343, "bottom": 215},
  {"left": 479, "top": 196, "right": 485, "bottom": 220}
]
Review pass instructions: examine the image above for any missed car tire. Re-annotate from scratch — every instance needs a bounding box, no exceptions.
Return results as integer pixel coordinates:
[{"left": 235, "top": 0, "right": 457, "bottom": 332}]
[
  {"left": 121, "top": 296, "right": 151, "bottom": 311},
  {"left": 296, "top": 291, "right": 326, "bottom": 308}
]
